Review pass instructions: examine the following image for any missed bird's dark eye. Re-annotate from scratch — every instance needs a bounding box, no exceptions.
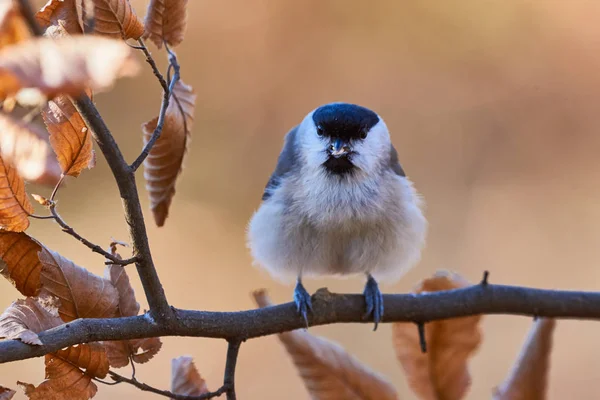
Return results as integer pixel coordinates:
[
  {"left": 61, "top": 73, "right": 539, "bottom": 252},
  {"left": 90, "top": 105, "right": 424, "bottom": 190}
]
[
  {"left": 316, "top": 125, "right": 325, "bottom": 137},
  {"left": 360, "top": 129, "right": 368, "bottom": 139}
]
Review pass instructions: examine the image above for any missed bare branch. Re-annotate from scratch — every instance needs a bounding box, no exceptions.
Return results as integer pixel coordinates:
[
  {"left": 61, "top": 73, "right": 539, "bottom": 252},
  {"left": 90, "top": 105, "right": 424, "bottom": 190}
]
[
  {"left": 48, "top": 203, "right": 138, "bottom": 266},
  {"left": 130, "top": 41, "right": 181, "bottom": 172},
  {"left": 223, "top": 340, "right": 241, "bottom": 400},
  {"left": 71, "top": 94, "right": 173, "bottom": 324},
  {"left": 2, "top": 284, "right": 600, "bottom": 364},
  {"left": 108, "top": 370, "right": 228, "bottom": 400},
  {"left": 136, "top": 39, "right": 169, "bottom": 92}
]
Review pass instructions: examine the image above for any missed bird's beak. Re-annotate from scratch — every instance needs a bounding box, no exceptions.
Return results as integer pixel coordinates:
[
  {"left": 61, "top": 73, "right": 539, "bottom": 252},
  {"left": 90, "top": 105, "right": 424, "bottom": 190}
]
[{"left": 329, "top": 138, "right": 350, "bottom": 158}]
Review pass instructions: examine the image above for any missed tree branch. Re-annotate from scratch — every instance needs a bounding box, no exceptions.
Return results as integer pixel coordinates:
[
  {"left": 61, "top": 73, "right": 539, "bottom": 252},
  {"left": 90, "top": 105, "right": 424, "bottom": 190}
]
[
  {"left": 2, "top": 283, "right": 600, "bottom": 364},
  {"left": 71, "top": 94, "right": 173, "bottom": 324},
  {"left": 224, "top": 340, "right": 241, "bottom": 400},
  {"left": 108, "top": 370, "right": 228, "bottom": 400}
]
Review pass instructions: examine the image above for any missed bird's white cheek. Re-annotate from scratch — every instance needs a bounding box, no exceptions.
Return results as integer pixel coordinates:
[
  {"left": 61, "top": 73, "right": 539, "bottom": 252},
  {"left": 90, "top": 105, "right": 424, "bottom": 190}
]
[{"left": 302, "top": 138, "right": 328, "bottom": 167}]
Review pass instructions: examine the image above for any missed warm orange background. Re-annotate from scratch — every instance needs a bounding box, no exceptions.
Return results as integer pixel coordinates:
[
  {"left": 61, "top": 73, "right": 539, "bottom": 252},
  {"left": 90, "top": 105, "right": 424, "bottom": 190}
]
[{"left": 2, "top": 0, "right": 600, "bottom": 398}]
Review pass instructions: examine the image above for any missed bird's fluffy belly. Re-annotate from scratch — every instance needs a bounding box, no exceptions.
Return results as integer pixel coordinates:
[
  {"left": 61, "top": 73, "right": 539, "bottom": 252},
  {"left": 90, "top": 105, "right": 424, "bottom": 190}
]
[{"left": 247, "top": 176, "right": 426, "bottom": 284}]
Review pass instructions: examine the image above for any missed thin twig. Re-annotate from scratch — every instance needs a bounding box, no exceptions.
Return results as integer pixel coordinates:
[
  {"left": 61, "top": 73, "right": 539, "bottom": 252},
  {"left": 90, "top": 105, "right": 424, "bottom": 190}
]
[
  {"left": 130, "top": 45, "right": 181, "bottom": 171},
  {"left": 49, "top": 204, "right": 138, "bottom": 265},
  {"left": 137, "top": 39, "right": 169, "bottom": 91},
  {"left": 108, "top": 371, "right": 228, "bottom": 400},
  {"left": 223, "top": 340, "right": 241, "bottom": 400}
]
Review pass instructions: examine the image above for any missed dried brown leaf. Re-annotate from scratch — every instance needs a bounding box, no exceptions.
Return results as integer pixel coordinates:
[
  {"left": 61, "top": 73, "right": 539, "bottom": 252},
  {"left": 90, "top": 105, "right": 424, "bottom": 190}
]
[
  {"left": 20, "top": 342, "right": 109, "bottom": 400},
  {"left": 493, "top": 318, "right": 555, "bottom": 400},
  {"left": 0, "top": 1, "right": 31, "bottom": 50},
  {"left": 171, "top": 356, "right": 209, "bottom": 397},
  {"left": 0, "top": 232, "right": 42, "bottom": 296},
  {"left": 91, "top": 0, "right": 144, "bottom": 40},
  {"left": 143, "top": 79, "right": 196, "bottom": 227},
  {"left": 0, "top": 113, "right": 62, "bottom": 185},
  {"left": 143, "top": 0, "right": 188, "bottom": 48},
  {"left": 0, "top": 36, "right": 139, "bottom": 99},
  {"left": 253, "top": 290, "right": 398, "bottom": 400},
  {"left": 392, "top": 271, "right": 483, "bottom": 400},
  {"left": 36, "top": 0, "right": 84, "bottom": 35},
  {"left": 0, "top": 156, "right": 33, "bottom": 232},
  {"left": 42, "top": 95, "right": 94, "bottom": 177},
  {"left": 39, "top": 247, "right": 119, "bottom": 322},
  {"left": 102, "top": 248, "right": 162, "bottom": 367},
  {"left": 0, "top": 386, "right": 15, "bottom": 400},
  {"left": 0, "top": 294, "right": 62, "bottom": 345}
]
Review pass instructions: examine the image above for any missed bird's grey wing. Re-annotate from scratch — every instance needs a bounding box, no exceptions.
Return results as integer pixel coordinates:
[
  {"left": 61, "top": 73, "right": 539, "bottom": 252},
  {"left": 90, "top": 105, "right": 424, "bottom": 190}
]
[
  {"left": 389, "top": 144, "right": 406, "bottom": 177},
  {"left": 262, "top": 126, "right": 299, "bottom": 201}
]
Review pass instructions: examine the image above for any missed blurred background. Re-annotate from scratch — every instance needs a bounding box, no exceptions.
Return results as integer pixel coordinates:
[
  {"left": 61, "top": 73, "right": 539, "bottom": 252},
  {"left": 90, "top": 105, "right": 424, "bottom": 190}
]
[{"left": 3, "top": 0, "right": 600, "bottom": 398}]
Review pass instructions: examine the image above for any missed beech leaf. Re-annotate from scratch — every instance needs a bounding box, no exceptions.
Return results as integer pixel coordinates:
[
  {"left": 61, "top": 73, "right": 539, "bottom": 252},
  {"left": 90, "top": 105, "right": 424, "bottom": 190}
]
[
  {"left": 0, "top": 232, "right": 43, "bottom": 296},
  {"left": 0, "top": 1, "right": 31, "bottom": 50},
  {"left": 91, "top": 0, "right": 145, "bottom": 40},
  {"left": 171, "top": 356, "right": 209, "bottom": 397},
  {"left": 143, "top": 0, "right": 188, "bottom": 48},
  {"left": 142, "top": 79, "right": 196, "bottom": 227},
  {"left": 392, "top": 271, "right": 483, "bottom": 400},
  {"left": 102, "top": 244, "right": 162, "bottom": 367},
  {"left": 0, "top": 156, "right": 34, "bottom": 232},
  {"left": 42, "top": 95, "right": 94, "bottom": 177},
  {"left": 39, "top": 247, "right": 119, "bottom": 322},
  {"left": 36, "top": 0, "right": 84, "bottom": 35},
  {"left": 0, "top": 36, "right": 139, "bottom": 99},
  {"left": 493, "top": 318, "right": 556, "bottom": 400},
  {"left": 253, "top": 290, "right": 398, "bottom": 400},
  {"left": 19, "top": 342, "right": 109, "bottom": 400},
  {"left": 0, "top": 294, "right": 62, "bottom": 345},
  {"left": 0, "top": 113, "right": 62, "bottom": 186},
  {"left": 0, "top": 386, "right": 15, "bottom": 400}
]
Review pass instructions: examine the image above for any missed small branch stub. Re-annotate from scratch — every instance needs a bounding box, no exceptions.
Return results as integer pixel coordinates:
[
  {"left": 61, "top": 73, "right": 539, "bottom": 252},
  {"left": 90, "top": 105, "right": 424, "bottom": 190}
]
[{"left": 417, "top": 323, "right": 427, "bottom": 353}]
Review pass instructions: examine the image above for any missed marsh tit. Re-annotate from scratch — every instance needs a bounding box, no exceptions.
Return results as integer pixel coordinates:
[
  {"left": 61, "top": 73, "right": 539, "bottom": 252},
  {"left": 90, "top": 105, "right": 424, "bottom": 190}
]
[{"left": 247, "top": 102, "right": 427, "bottom": 329}]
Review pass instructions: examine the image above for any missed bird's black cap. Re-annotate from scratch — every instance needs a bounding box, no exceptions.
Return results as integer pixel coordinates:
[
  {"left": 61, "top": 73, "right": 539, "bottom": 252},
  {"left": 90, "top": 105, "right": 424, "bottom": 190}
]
[{"left": 312, "top": 103, "right": 380, "bottom": 141}]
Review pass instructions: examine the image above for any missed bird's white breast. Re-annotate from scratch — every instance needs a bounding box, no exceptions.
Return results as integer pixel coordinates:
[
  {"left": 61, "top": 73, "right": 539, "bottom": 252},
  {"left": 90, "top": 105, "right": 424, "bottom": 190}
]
[{"left": 247, "top": 170, "right": 427, "bottom": 284}]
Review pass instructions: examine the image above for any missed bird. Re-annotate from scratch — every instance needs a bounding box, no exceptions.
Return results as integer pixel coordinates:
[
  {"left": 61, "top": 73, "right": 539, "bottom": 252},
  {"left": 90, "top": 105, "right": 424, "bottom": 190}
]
[{"left": 247, "top": 102, "right": 427, "bottom": 329}]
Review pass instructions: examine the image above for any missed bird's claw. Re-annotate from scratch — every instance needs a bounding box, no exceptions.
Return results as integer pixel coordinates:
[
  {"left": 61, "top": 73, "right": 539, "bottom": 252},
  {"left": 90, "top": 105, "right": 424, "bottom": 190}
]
[
  {"left": 294, "top": 280, "right": 313, "bottom": 328},
  {"left": 363, "top": 275, "right": 384, "bottom": 331}
]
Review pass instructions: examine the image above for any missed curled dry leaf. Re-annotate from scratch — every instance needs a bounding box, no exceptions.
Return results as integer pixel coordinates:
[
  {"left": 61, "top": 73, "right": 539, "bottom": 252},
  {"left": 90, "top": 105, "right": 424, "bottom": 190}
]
[
  {"left": 0, "top": 294, "right": 62, "bottom": 345},
  {"left": 42, "top": 95, "right": 94, "bottom": 177},
  {"left": 91, "top": 0, "right": 145, "bottom": 39},
  {"left": 143, "top": 79, "right": 196, "bottom": 227},
  {"left": 493, "top": 319, "right": 556, "bottom": 400},
  {"left": 0, "top": 113, "right": 62, "bottom": 185},
  {"left": 0, "top": 156, "right": 34, "bottom": 232},
  {"left": 171, "top": 356, "right": 209, "bottom": 397},
  {"left": 19, "top": 342, "right": 109, "bottom": 400},
  {"left": 392, "top": 271, "right": 483, "bottom": 400},
  {"left": 0, "top": 36, "right": 139, "bottom": 99},
  {"left": 36, "top": 0, "right": 84, "bottom": 35},
  {"left": 0, "top": 232, "right": 42, "bottom": 296},
  {"left": 0, "top": 386, "right": 16, "bottom": 400},
  {"left": 0, "top": 1, "right": 31, "bottom": 50},
  {"left": 39, "top": 247, "right": 119, "bottom": 322},
  {"left": 253, "top": 290, "right": 398, "bottom": 400},
  {"left": 143, "top": 0, "right": 188, "bottom": 48}
]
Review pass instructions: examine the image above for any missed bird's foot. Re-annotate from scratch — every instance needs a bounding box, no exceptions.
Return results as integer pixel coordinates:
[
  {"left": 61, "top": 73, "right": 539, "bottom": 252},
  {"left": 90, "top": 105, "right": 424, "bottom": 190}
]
[
  {"left": 363, "top": 274, "right": 384, "bottom": 331},
  {"left": 294, "top": 279, "right": 313, "bottom": 328}
]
